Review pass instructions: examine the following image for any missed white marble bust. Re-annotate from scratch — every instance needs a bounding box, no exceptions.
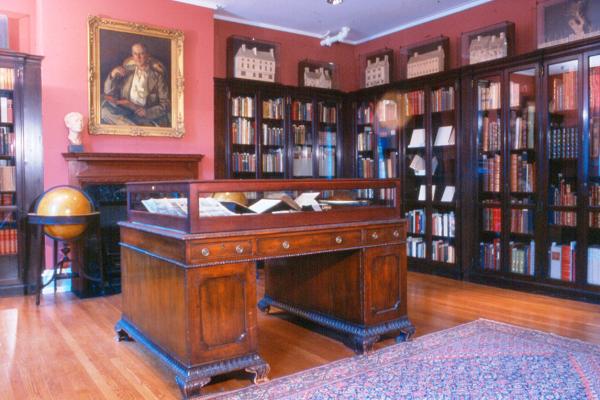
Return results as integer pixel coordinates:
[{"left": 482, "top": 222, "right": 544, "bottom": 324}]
[{"left": 64, "top": 112, "right": 83, "bottom": 146}]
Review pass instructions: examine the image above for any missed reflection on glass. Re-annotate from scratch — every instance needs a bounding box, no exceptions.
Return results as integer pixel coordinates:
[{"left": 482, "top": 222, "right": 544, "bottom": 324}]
[
  {"left": 317, "top": 101, "right": 337, "bottom": 178},
  {"left": 292, "top": 99, "right": 313, "bottom": 178},
  {"left": 588, "top": 55, "right": 600, "bottom": 286}
]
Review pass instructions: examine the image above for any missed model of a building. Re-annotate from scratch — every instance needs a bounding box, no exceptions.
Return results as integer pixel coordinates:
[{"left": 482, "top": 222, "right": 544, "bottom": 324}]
[
  {"left": 407, "top": 46, "right": 445, "bottom": 79},
  {"left": 365, "top": 55, "right": 390, "bottom": 88},
  {"left": 469, "top": 32, "right": 507, "bottom": 65},
  {"left": 303, "top": 67, "right": 332, "bottom": 89},
  {"left": 234, "top": 44, "right": 276, "bottom": 82}
]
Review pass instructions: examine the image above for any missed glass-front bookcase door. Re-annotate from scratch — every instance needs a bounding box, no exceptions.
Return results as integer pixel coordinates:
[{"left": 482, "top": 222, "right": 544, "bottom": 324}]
[
  {"left": 317, "top": 100, "right": 338, "bottom": 178},
  {"left": 356, "top": 99, "right": 375, "bottom": 178},
  {"left": 259, "top": 94, "right": 285, "bottom": 178},
  {"left": 229, "top": 91, "right": 257, "bottom": 178},
  {"left": 375, "top": 94, "right": 399, "bottom": 179},
  {"left": 508, "top": 67, "right": 538, "bottom": 276},
  {"left": 587, "top": 54, "right": 600, "bottom": 287},
  {"left": 545, "top": 58, "right": 580, "bottom": 284},
  {"left": 291, "top": 96, "right": 314, "bottom": 178},
  {"left": 476, "top": 75, "right": 503, "bottom": 273}
]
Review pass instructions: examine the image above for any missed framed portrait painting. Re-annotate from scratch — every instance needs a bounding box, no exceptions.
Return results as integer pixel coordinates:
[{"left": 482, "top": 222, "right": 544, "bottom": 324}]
[
  {"left": 537, "top": 0, "right": 600, "bottom": 48},
  {"left": 88, "top": 16, "right": 184, "bottom": 137}
]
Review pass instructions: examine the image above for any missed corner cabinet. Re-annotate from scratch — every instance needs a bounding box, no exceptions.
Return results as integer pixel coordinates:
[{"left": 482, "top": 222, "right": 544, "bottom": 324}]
[
  {"left": 350, "top": 73, "right": 461, "bottom": 278},
  {"left": 0, "top": 50, "right": 43, "bottom": 296},
  {"left": 214, "top": 78, "right": 344, "bottom": 179}
]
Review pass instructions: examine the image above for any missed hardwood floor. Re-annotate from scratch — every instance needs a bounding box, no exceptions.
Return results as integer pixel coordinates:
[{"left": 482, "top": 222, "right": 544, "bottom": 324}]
[{"left": 2, "top": 271, "right": 600, "bottom": 399}]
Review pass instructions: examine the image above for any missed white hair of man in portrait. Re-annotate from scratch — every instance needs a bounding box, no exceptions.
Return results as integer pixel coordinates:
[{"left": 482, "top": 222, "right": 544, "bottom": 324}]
[{"left": 64, "top": 111, "right": 84, "bottom": 145}]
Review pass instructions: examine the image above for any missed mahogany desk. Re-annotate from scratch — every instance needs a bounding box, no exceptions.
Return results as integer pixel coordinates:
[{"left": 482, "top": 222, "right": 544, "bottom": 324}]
[{"left": 116, "top": 179, "right": 413, "bottom": 399}]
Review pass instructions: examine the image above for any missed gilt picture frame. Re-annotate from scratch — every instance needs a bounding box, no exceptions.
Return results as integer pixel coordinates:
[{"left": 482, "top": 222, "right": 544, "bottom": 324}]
[{"left": 88, "top": 16, "right": 184, "bottom": 137}]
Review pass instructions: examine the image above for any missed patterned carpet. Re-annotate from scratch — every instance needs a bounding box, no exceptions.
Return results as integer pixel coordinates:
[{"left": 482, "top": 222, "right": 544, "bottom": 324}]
[{"left": 207, "top": 319, "right": 600, "bottom": 399}]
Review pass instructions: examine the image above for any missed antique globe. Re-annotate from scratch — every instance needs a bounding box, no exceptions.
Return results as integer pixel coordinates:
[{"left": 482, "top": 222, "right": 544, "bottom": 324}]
[{"left": 35, "top": 186, "right": 94, "bottom": 240}]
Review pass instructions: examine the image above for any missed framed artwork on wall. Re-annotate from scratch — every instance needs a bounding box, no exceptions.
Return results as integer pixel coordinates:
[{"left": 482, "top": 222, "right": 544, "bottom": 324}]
[
  {"left": 227, "top": 35, "right": 280, "bottom": 83},
  {"left": 537, "top": 0, "right": 600, "bottom": 48},
  {"left": 360, "top": 48, "right": 394, "bottom": 89},
  {"left": 88, "top": 16, "right": 184, "bottom": 137},
  {"left": 460, "top": 21, "right": 515, "bottom": 66},
  {"left": 298, "top": 59, "right": 336, "bottom": 89},
  {"left": 399, "top": 36, "right": 449, "bottom": 80}
]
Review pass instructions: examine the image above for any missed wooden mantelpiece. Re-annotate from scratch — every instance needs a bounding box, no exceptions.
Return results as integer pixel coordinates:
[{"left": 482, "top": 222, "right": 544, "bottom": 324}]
[{"left": 62, "top": 152, "right": 204, "bottom": 186}]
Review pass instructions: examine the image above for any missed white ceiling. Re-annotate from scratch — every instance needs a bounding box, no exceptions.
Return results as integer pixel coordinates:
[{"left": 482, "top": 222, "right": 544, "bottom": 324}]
[{"left": 175, "top": 0, "right": 492, "bottom": 44}]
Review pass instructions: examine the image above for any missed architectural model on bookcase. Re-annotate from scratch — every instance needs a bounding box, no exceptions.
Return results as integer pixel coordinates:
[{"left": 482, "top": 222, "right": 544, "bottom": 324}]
[
  {"left": 0, "top": 50, "right": 43, "bottom": 295},
  {"left": 400, "top": 36, "right": 449, "bottom": 80},
  {"left": 214, "top": 78, "right": 342, "bottom": 179}
]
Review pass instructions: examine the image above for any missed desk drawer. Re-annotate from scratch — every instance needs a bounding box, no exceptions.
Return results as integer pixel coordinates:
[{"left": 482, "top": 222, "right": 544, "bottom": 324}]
[
  {"left": 365, "top": 225, "right": 405, "bottom": 244},
  {"left": 257, "top": 232, "right": 333, "bottom": 256},
  {"left": 191, "top": 240, "right": 253, "bottom": 262}
]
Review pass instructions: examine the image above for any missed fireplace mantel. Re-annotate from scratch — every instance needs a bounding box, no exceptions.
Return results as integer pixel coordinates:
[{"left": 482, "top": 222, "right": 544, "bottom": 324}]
[{"left": 62, "top": 152, "right": 204, "bottom": 186}]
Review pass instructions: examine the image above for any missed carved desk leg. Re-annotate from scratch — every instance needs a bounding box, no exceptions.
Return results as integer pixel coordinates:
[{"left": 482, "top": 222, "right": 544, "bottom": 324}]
[
  {"left": 245, "top": 359, "right": 270, "bottom": 384},
  {"left": 175, "top": 375, "right": 211, "bottom": 400},
  {"left": 395, "top": 324, "right": 416, "bottom": 343},
  {"left": 257, "top": 298, "right": 271, "bottom": 314},
  {"left": 350, "top": 334, "right": 380, "bottom": 355}
]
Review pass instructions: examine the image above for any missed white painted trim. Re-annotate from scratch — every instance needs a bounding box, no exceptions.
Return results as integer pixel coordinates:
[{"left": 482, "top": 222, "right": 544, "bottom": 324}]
[
  {"left": 351, "top": 0, "right": 493, "bottom": 44},
  {"left": 173, "top": 0, "right": 222, "bottom": 10}
]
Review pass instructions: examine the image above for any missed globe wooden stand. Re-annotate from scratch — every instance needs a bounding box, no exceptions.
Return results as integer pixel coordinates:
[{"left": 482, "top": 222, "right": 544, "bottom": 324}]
[{"left": 28, "top": 213, "right": 101, "bottom": 305}]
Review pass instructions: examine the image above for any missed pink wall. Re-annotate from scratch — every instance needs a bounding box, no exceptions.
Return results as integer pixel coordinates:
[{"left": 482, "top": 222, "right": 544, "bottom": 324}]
[
  {"left": 352, "top": 0, "right": 538, "bottom": 91},
  {"left": 0, "top": 0, "right": 36, "bottom": 53},
  {"left": 214, "top": 20, "right": 356, "bottom": 92}
]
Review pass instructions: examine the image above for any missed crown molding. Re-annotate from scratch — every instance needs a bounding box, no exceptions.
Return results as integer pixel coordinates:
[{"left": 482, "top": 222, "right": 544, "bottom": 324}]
[{"left": 173, "top": 0, "right": 222, "bottom": 10}]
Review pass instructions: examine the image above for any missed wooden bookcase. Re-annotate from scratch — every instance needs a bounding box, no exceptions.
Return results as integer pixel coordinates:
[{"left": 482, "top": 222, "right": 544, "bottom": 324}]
[
  {"left": 214, "top": 78, "right": 344, "bottom": 179},
  {"left": 0, "top": 49, "right": 43, "bottom": 296},
  {"left": 349, "top": 72, "right": 461, "bottom": 278}
]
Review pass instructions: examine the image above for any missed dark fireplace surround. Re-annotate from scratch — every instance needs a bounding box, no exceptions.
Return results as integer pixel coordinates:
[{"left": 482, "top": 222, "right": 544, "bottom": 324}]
[{"left": 62, "top": 152, "right": 203, "bottom": 297}]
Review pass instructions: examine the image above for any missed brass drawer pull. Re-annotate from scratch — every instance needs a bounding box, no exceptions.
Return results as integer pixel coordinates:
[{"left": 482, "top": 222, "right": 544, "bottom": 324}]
[
  {"left": 201, "top": 248, "right": 210, "bottom": 257},
  {"left": 235, "top": 245, "right": 244, "bottom": 254},
  {"left": 393, "top": 230, "right": 400, "bottom": 238},
  {"left": 371, "top": 232, "right": 379, "bottom": 240},
  {"left": 282, "top": 241, "right": 290, "bottom": 249},
  {"left": 335, "top": 236, "right": 343, "bottom": 244}
]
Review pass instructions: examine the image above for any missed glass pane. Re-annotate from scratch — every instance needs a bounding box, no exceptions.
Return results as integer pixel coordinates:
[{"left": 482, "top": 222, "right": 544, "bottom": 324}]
[
  {"left": 261, "top": 96, "right": 285, "bottom": 177},
  {"left": 291, "top": 99, "right": 313, "bottom": 178},
  {"left": 477, "top": 76, "right": 503, "bottom": 271},
  {"left": 547, "top": 60, "right": 579, "bottom": 282},
  {"left": 375, "top": 96, "right": 398, "bottom": 179},
  {"left": 508, "top": 68, "right": 537, "bottom": 276},
  {"left": 589, "top": 55, "right": 600, "bottom": 286},
  {"left": 317, "top": 101, "right": 337, "bottom": 178},
  {"left": 231, "top": 94, "right": 256, "bottom": 177},
  {"left": 356, "top": 101, "right": 375, "bottom": 178}
]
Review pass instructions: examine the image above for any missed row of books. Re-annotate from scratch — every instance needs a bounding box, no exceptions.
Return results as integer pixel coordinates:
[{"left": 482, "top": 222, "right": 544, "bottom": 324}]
[
  {"left": 0, "top": 68, "right": 14, "bottom": 91},
  {"left": 589, "top": 183, "right": 600, "bottom": 206},
  {"left": 509, "top": 153, "right": 535, "bottom": 192},
  {"left": 482, "top": 207, "right": 501, "bottom": 232},
  {"left": 318, "top": 103, "right": 337, "bottom": 124},
  {"left": 261, "top": 125, "right": 284, "bottom": 146},
  {"left": 510, "top": 106, "right": 535, "bottom": 150},
  {"left": 550, "top": 210, "right": 577, "bottom": 226},
  {"left": 318, "top": 130, "right": 337, "bottom": 146},
  {"left": 293, "top": 146, "right": 312, "bottom": 177},
  {"left": 291, "top": 101, "right": 312, "bottom": 121},
  {"left": 406, "top": 209, "right": 426, "bottom": 234},
  {"left": 549, "top": 124, "right": 578, "bottom": 159},
  {"left": 549, "top": 242, "right": 576, "bottom": 282},
  {"left": 431, "top": 86, "right": 455, "bottom": 113},
  {"left": 432, "top": 240, "right": 455, "bottom": 263},
  {"left": 357, "top": 156, "right": 375, "bottom": 178},
  {"left": 481, "top": 154, "right": 502, "bottom": 192},
  {"left": 377, "top": 99, "right": 398, "bottom": 122},
  {"left": 317, "top": 147, "right": 335, "bottom": 177},
  {"left": 509, "top": 241, "right": 535, "bottom": 276},
  {"left": 231, "top": 96, "right": 254, "bottom": 118},
  {"left": 0, "top": 166, "right": 15, "bottom": 192},
  {"left": 404, "top": 91, "right": 425, "bottom": 116},
  {"left": 510, "top": 209, "right": 534, "bottom": 234},
  {"left": 262, "top": 98, "right": 284, "bottom": 120},
  {"left": 590, "top": 211, "right": 600, "bottom": 229},
  {"left": 549, "top": 71, "right": 577, "bottom": 112},
  {"left": 591, "top": 118, "right": 600, "bottom": 159},
  {"left": 0, "top": 97, "right": 13, "bottom": 124},
  {"left": 231, "top": 152, "right": 256, "bottom": 173},
  {"left": 231, "top": 118, "right": 255, "bottom": 145},
  {"left": 407, "top": 236, "right": 426, "bottom": 259},
  {"left": 588, "top": 246, "right": 600, "bottom": 285},
  {"left": 591, "top": 67, "right": 600, "bottom": 114},
  {"left": 380, "top": 154, "right": 398, "bottom": 179},
  {"left": 550, "top": 176, "right": 576, "bottom": 206},
  {"left": 481, "top": 239, "right": 501, "bottom": 271},
  {"left": 478, "top": 82, "right": 501, "bottom": 110},
  {"left": 481, "top": 117, "right": 502, "bottom": 152},
  {"left": 357, "top": 103, "right": 374, "bottom": 125},
  {"left": 262, "top": 149, "right": 284, "bottom": 173},
  {"left": 0, "top": 193, "right": 13, "bottom": 206},
  {"left": 293, "top": 124, "right": 310, "bottom": 145},
  {"left": 509, "top": 81, "right": 521, "bottom": 109},
  {"left": 0, "top": 228, "right": 17, "bottom": 255},
  {"left": 431, "top": 211, "right": 455, "bottom": 237},
  {"left": 0, "top": 127, "right": 15, "bottom": 156},
  {"left": 357, "top": 128, "right": 374, "bottom": 151}
]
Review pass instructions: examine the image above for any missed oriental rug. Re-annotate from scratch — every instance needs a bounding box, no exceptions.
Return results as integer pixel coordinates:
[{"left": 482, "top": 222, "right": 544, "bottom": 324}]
[{"left": 207, "top": 319, "right": 600, "bottom": 399}]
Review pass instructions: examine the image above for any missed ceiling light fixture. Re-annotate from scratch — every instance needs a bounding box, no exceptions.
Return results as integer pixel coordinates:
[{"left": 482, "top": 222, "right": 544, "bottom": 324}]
[{"left": 327, "top": 0, "right": 343, "bottom": 5}]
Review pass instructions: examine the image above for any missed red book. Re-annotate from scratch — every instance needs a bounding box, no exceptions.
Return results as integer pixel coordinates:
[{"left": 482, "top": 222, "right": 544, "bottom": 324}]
[{"left": 561, "top": 245, "right": 571, "bottom": 281}]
